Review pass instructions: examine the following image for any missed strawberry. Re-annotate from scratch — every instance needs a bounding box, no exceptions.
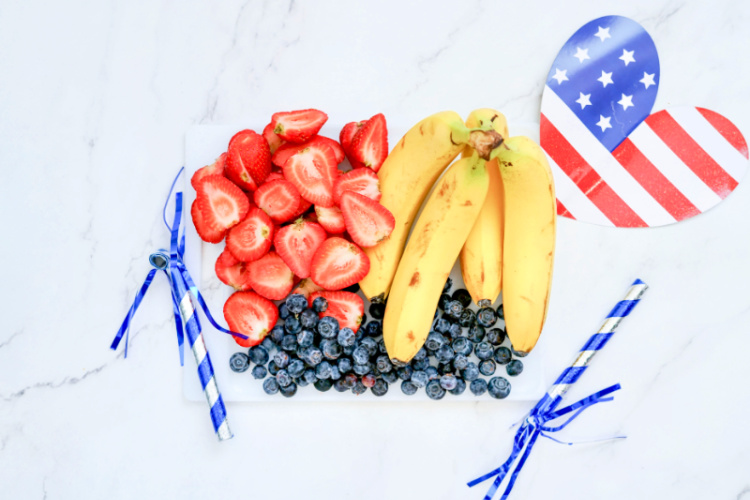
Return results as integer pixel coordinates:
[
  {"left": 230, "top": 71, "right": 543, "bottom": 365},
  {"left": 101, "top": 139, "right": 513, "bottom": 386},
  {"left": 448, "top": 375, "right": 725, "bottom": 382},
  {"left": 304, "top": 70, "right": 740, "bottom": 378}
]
[
  {"left": 223, "top": 291, "right": 278, "bottom": 347},
  {"left": 333, "top": 167, "right": 381, "bottom": 204},
  {"left": 291, "top": 197, "right": 313, "bottom": 219},
  {"left": 271, "top": 109, "right": 328, "bottom": 143},
  {"left": 262, "top": 122, "right": 284, "bottom": 154},
  {"left": 339, "top": 191, "right": 395, "bottom": 248},
  {"left": 339, "top": 121, "right": 367, "bottom": 169},
  {"left": 195, "top": 175, "right": 250, "bottom": 233},
  {"left": 247, "top": 251, "right": 295, "bottom": 300},
  {"left": 272, "top": 136, "right": 345, "bottom": 168},
  {"left": 225, "top": 207, "right": 274, "bottom": 262},
  {"left": 274, "top": 219, "right": 327, "bottom": 278},
  {"left": 191, "top": 199, "right": 225, "bottom": 243},
  {"left": 308, "top": 290, "right": 364, "bottom": 333},
  {"left": 310, "top": 237, "right": 370, "bottom": 290},
  {"left": 349, "top": 113, "right": 388, "bottom": 172},
  {"left": 225, "top": 129, "right": 271, "bottom": 190},
  {"left": 313, "top": 136, "right": 345, "bottom": 164},
  {"left": 265, "top": 171, "right": 285, "bottom": 182},
  {"left": 253, "top": 179, "right": 301, "bottom": 223},
  {"left": 314, "top": 205, "right": 346, "bottom": 234},
  {"left": 191, "top": 153, "right": 227, "bottom": 190},
  {"left": 282, "top": 143, "right": 337, "bottom": 207},
  {"left": 292, "top": 277, "right": 325, "bottom": 298},
  {"left": 215, "top": 249, "right": 253, "bottom": 291}
]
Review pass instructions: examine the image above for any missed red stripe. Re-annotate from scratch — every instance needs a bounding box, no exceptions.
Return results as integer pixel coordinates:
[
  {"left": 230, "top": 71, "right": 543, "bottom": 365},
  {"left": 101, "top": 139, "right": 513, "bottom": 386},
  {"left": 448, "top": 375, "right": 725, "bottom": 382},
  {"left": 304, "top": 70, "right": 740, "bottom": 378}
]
[
  {"left": 646, "top": 110, "right": 739, "bottom": 198},
  {"left": 540, "top": 114, "right": 647, "bottom": 227},
  {"left": 612, "top": 138, "right": 700, "bottom": 222},
  {"left": 696, "top": 107, "right": 749, "bottom": 159},
  {"left": 556, "top": 199, "right": 574, "bottom": 219}
]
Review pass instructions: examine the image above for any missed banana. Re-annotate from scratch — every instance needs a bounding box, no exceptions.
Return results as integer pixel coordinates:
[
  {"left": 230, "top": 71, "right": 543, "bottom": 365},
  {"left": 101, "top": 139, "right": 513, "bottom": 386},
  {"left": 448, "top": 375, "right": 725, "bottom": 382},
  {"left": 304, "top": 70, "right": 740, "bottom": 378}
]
[
  {"left": 359, "top": 111, "right": 502, "bottom": 302},
  {"left": 383, "top": 154, "right": 490, "bottom": 363},
  {"left": 459, "top": 109, "right": 508, "bottom": 305},
  {"left": 494, "top": 136, "right": 556, "bottom": 354}
]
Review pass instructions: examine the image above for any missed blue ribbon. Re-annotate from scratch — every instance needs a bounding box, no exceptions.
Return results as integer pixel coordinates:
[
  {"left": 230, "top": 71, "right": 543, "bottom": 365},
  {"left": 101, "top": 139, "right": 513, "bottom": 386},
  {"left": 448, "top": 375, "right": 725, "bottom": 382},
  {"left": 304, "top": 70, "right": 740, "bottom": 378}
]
[
  {"left": 468, "top": 383, "right": 624, "bottom": 500},
  {"left": 111, "top": 167, "right": 247, "bottom": 364}
]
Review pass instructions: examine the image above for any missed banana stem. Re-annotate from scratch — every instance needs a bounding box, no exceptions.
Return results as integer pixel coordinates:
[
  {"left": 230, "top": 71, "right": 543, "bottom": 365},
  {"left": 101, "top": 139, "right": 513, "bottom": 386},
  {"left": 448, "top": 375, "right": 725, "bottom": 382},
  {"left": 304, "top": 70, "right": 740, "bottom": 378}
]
[{"left": 468, "top": 130, "right": 504, "bottom": 160}]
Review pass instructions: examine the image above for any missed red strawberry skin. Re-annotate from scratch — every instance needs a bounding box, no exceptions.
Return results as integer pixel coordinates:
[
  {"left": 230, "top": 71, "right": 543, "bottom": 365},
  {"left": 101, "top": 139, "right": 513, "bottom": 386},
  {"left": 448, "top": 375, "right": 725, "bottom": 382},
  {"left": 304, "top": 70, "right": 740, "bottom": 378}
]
[
  {"left": 282, "top": 144, "right": 337, "bottom": 207},
  {"left": 263, "top": 122, "right": 284, "bottom": 154},
  {"left": 247, "top": 251, "right": 295, "bottom": 300},
  {"left": 215, "top": 249, "right": 253, "bottom": 291},
  {"left": 340, "top": 191, "right": 395, "bottom": 247},
  {"left": 253, "top": 179, "right": 301, "bottom": 223},
  {"left": 333, "top": 167, "right": 381, "bottom": 204},
  {"left": 272, "top": 109, "right": 328, "bottom": 143},
  {"left": 191, "top": 199, "right": 225, "bottom": 243},
  {"left": 339, "top": 121, "right": 367, "bottom": 169},
  {"left": 226, "top": 129, "right": 272, "bottom": 190},
  {"left": 274, "top": 219, "right": 327, "bottom": 279},
  {"left": 349, "top": 113, "right": 388, "bottom": 172},
  {"left": 272, "top": 136, "right": 344, "bottom": 168},
  {"left": 265, "top": 171, "right": 285, "bottom": 182},
  {"left": 195, "top": 175, "right": 250, "bottom": 233},
  {"left": 309, "top": 290, "right": 364, "bottom": 333},
  {"left": 224, "top": 291, "right": 278, "bottom": 347},
  {"left": 225, "top": 207, "right": 274, "bottom": 262},
  {"left": 314, "top": 205, "right": 346, "bottom": 234},
  {"left": 191, "top": 153, "right": 227, "bottom": 191},
  {"left": 310, "top": 237, "right": 370, "bottom": 290}
]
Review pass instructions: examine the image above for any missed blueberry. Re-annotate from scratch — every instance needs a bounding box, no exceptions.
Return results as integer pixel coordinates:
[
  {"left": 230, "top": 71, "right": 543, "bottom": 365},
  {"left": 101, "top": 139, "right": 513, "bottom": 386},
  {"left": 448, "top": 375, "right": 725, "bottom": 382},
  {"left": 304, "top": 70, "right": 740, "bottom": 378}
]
[
  {"left": 411, "top": 370, "right": 429, "bottom": 388},
  {"left": 353, "top": 362, "right": 372, "bottom": 376},
  {"left": 496, "top": 303, "right": 504, "bottom": 320},
  {"left": 268, "top": 360, "right": 280, "bottom": 376},
  {"left": 451, "top": 288, "right": 472, "bottom": 308},
  {"left": 451, "top": 336, "right": 472, "bottom": 356},
  {"left": 261, "top": 337, "right": 277, "bottom": 352},
  {"left": 297, "top": 329, "right": 315, "bottom": 348},
  {"left": 269, "top": 325, "right": 285, "bottom": 344},
  {"left": 401, "top": 380, "right": 418, "bottom": 395},
  {"left": 333, "top": 379, "right": 349, "bottom": 392},
  {"left": 364, "top": 320, "right": 382, "bottom": 337},
  {"left": 344, "top": 373, "right": 358, "bottom": 388},
  {"left": 337, "top": 327, "right": 356, "bottom": 347},
  {"left": 296, "top": 376, "right": 309, "bottom": 387},
  {"left": 278, "top": 303, "right": 291, "bottom": 320},
  {"left": 440, "top": 373, "right": 458, "bottom": 391},
  {"left": 462, "top": 362, "right": 479, "bottom": 381},
  {"left": 352, "top": 381, "right": 367, "bottom": 395},
  {"left": 445, "top": 300, "right": 464, "bottom": 319},
  {"left": 397, "top": 365, "right": 413, "bottom": 381},
  {"left": 360, "top": 337, "right": 379, "bottom": 357},
  {"left": 443, "top": 277, "right": 453, "bottom": 293},
  {"left": 316, "top": 361, "right": 333, "bottom": 380},
  {"left": 425, "top": 366, "right": 439, "bottom": 381},
  {"left": 425, "top": 332, "right": 446, "bottom": 351},
  {"left": 330, "top": 365, "right": 342, "bottom": 380},
  {"left": 263, "top": 377, "right": 280, "bottom": 395},
  {"left": 425, "top": 380, "right": 446, "bottom": 400},
  {"left": 286, "top": 293, "right": 307, "bottom": 314},
  {"left": 372, "top": 379, "right": 388, "bottom": 396},
  {"left": 320, "top": 339, "right": 342, "bottom": 360},
  {"left": 478, "top": 299, "right": 492, "bottom": 308},
  {"left": 506, "top": 359, "right": 524, "bottom": 377},
  {"left": 368, "top": 302, "right": 385, "bottom": 319},
  {"left": 273, "top": 350, "right": 290, "bottom": 369},
  {"left": 488, "top": 377, "right": 511, "bottom": 399},
  {"left": 281, "top": 334, "right": 298, "bottom": 351},
  {"left": 361, "top": 374, "right": 377, "bottom": 388},
  {"left": 486, "top": 328, "right": 506, "bottom": 346},
  {"left": 476, "top": 307, "right": 497, "bottom": 328},
  {"left": 377, "top": 338, "right": 388, "bottom": 354},
  {"left": 304, "top": 368, "right": 317, "bottom": 384},
  {"left": 412, "top": 357, "right": 430, "bottom": 371},
  {"left": 287, "top": 359, "right": 305, "bottom": 378},
  {"left": 459, "top": 309, "right": 476, "bottom": 328},
  {"left": 382, "top": 370, "right": 399, "bottom": 384},
  {"left": 453, "top": 354, "right": 469, "bottom": 371},
  {"left": 284, "top": 316, "right": 302, "bottom": 335},
  {"left": 467, "top": 324, "right": 486, "bottom": 343},
  {"left": 314, "top": 379, "right": 333, "bottom": 392},
  {"left": 475, "top": 341, "right": 494, "bottom": 360},
  {"left": 229, "top": 352, "right": 250, "bottom": 373},
  {"left": 493, "top": 346, "right": 512, "bottom": 365},
  {"left": 438, "top": 362, "right": 454, "bottom": 376},
  {"left": 438, "top": 293, "right": 452, "bottom": 311},
  {"left": 303, "top": 346, "right": 323, "bottom": 366},
  {"left": 413, "top": 348, "right": 427, "bottom": 361},
  {"left": 511, "top": 347, "right": 529, "bottom": 358},
  {"left": 252, "top": 365, "right": 267, "bottom": 379},
  {"left": 337, "top": 357, "right": 352, "bottom": 374},
  {"left": 448, "top": 322, "right": 462, "bottom": 337},
  {"left": 434, "top": 318, "right": 451, "bottom": 334},
  {"left": 312, "top": 296, "right": 328, "bottom": 313},
  {"left": 470, "top": 379, "right": 488, "bottom": 396},
  {"left": 342, "top": 345, "right": 355, "bottom": 356},
  {"left": 479, "top": 359, "right": 496, "bottom": 376},
  {"left": 376, "top": 355, "right": 393, "bottom": 373},
  {"left": 276, "top": 369, "right": 292, "bottom": 387},
  {"left": 450, "top": 378, "right": 466, "bottom": 395},
  {"left": 435, "top": 344, "right": 455, "bottom": 364},
  {"left": 352, "top": 346, "right": 370, "bottom": 365},
  {"left": 299, "top": 309, "right": 319, "bottom": 329},
  {"left": 343, "top": 282, "right": 360, "bottom": 293},
  {"left": 317, "top": 316, "right": 339, "bottom": 338}
]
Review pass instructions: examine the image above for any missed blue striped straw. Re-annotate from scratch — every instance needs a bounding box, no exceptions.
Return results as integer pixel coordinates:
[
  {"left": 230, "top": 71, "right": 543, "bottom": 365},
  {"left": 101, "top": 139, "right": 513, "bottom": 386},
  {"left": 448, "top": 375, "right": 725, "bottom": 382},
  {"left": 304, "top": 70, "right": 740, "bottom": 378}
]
[{"left": 469, "top": 278, "right": 648, "bottom": 500}]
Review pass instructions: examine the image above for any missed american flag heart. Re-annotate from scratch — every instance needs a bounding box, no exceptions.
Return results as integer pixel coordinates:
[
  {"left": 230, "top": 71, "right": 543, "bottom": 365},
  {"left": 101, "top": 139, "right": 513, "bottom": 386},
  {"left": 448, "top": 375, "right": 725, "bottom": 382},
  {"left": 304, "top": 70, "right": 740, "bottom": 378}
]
[{"left": 541, "top": 15, "right": 749, "bottom": 227}]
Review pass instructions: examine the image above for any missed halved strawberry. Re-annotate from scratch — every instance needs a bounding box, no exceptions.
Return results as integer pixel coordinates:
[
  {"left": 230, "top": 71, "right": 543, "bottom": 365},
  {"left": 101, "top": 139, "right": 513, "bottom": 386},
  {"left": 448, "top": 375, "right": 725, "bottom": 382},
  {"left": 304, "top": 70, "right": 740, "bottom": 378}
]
[
  {"left": 191, "top": 153, "right": 227, "bottom": 190},
  {"left": 247, "top": 251, "right": 295, "bottom": 300},
  {"left": 349, "top": 113, "right": 388, "bottom": 172},
  {"left": 314, "top": 205, "right": 346, "bottom": 234},
  {"left": 282, "top": 144, "right": 337, "bottom": 207},
  {"left": 272, "top": 136, "right": 345, "bottom": 168},
  {"left": 339, "top": 191, "right": 395, "bottom": 248},
  {"left": 195, "top": 175, "right": 250, "bottom": 233},
  {"left": 224, "top": 291, "right": 278, "bottom": 347},
  {"left": 310, "top": 237, "right": 370, "bottom": 290},
  {"left": 191, "top": 199, "right": 225, "bottom": 243},
  {"left": 313, "top": 136, "right": 345, "bottom": 164},
  {"left": 291, "top": 197, "right": 313, "bottom": 219},
  {"left": 293, "top": 277, "right": 325, "bottom": 298},
  {"left": 253, "top": 179, "right": 301, "bottom": 223},
  {"left": 340, "top": 121, "right": 367, "bottom": 169},
  {"left": 333, "top": 168, "right": 381, "bottom": 204},
  {"left": 225, "top": 129, "right": 271, "bottom": 190},
  {"left": 225, "top": 207, "right": 274, "bottom": 262},
  {"left": 215, "top": 249, "right": 253, "bottom": 291},
  {"left": 274, "top": 219, "right": 327, "bottom": 278},
  {"left": 271, "top": 109, "right": 328, "bottom": 143},
  {"left": 265, "top": 171, "right": 285, "bottom": 182},
  {"left": 262, "top": 123, "right": 284, "bottom": 154},
  {"left": 308, "top": 290, "right": 364, "bottom": 333}
]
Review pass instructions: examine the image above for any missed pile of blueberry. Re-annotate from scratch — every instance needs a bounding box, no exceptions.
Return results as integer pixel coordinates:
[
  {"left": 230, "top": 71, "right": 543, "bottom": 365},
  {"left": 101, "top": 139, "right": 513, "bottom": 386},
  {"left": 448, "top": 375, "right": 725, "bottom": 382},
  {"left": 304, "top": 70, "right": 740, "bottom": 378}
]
[{"left": 228, "top": 278, "right": 527, "bottom": 399}]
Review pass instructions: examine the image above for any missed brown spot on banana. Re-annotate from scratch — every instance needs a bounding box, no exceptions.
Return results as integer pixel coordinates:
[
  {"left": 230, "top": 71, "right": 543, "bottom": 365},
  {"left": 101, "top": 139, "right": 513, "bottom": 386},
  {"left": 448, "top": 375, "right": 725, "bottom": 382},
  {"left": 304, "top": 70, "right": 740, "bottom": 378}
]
[
  {"left": 463, "top": 200, "right": 472, "bottom": 206},
  {"left": 409, "top": 272, "right": 420, "bottom": 287},
  {"left": 406, "top": 331, "right": 415, "bottom": 342}
]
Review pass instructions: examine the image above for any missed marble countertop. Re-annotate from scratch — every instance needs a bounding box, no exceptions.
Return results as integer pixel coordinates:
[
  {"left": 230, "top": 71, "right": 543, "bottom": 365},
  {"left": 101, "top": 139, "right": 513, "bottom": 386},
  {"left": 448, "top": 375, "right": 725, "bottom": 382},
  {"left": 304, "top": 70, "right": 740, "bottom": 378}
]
[{"left": 2, "top": 1, "right": 750, "bottom": 498}]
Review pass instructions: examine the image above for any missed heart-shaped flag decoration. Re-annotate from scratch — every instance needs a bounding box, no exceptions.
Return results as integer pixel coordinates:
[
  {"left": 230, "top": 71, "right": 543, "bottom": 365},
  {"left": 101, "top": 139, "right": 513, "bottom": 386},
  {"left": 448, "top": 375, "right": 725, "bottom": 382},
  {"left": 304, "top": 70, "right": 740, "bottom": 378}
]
[{"left": 541, "top": 15, "right": 749, "bottom": 227}]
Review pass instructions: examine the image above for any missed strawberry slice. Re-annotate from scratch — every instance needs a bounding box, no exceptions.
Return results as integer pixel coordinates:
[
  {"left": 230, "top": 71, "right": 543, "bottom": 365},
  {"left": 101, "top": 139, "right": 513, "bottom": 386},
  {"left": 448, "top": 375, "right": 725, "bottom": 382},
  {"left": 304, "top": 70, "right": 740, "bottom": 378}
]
[
  {"left": 314, "top": 205, "right": 346, "bottom": 234},
  {"left": 349, "top": 113, "right": 388, "bottom": 172},
  {"left": 339, "top": 121, "right": 367, "bottom": 169},
  {"left": 339, "top": 191, "right": 395, "bottom": 248},
  {"left": 191, "top": 199, "right": 225, "bottom": 243},
  {"left": 271, "top": 109, "right": 328, "bottom": 143},
  {"left": 308, "top": 290, "right": 364, "bottom": 333},
  {"left": 225, "top": 207, "right": 274, "bottom": 262},
  {"left": 253, "top": 179, "right": 301, "bottom": 223},
  {"left": 272, "top": 136, "right": 345, "bottom": 168},
  {"left": 274, "top": 219, "right": 327, "bottom": 279},
  {"left": 310, "top": 237, "right": 370, "bottom": 290},
  {"left": 292, "top": 277, "right": 325, "bottom": 298},
  {"left": 195, "top": 175, "right": 250, "bottom": 233},
  {"left": 291, "top": 197, "right": 313, "bottom": 220},
  {"left": 215, "top": 249, "right": 253, "bottom": 291},
  {"left": 247, "top": 251, "right": 295, "bottom": 300},
  {"left": 282, "top": 144, "right": 337, "bottom": 207},
  {"left": 313, "top": 136, "right": 345, "bottom": 164},
  {"left": 265, "top": 171, "right": 285, "bottom": 182},
  {"left": 262, "top": 123, "right": 284, "bottom": 154},
  {"left": 333, "top": 168, "right": 381, "bottom": 204},
  {"left": 225, "top": 129, "right": 271, "bottom": 190},
  {"left": 191, "top": 153, "right": 227, "bottom": 190},
  {"left": 224, "top": 291, "right": 278, "bottom": 347}
]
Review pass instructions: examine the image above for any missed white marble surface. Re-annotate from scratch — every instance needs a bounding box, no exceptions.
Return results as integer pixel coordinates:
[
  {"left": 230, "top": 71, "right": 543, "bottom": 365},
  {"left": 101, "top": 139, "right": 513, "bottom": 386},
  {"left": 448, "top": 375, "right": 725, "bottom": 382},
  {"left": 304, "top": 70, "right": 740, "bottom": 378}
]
[{"left": 2, "top": 1, "right": 750, "bottom": 499}]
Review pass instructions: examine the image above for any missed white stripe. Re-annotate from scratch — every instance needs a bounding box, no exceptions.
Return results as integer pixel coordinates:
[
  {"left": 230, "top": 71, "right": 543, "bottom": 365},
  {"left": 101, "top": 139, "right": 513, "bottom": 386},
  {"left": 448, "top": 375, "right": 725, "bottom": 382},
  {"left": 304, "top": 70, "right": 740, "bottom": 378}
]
[
  {"left": 598, "top": 317, "right": 621, "bottom": 334},
  {"left": 543, "top": 87, "right": 676, "bottom": 226},
  {"left": 624, "top": 283, "right": 648, "bottom": 301},
  {"left": 216, "top": 420, "right": 233, "bottom": 441},
  {"left": 572, "top": 350, "right": 598, "bottom": 368},
  {"left": 548, "top": 383, "right": 569, "bottom": 399},
  {"left": 204, "top": 376, "right": 220, "bottom": 407},
  {"left": 628, "top": 122, "right": 723, "bottom": 211},
  {"left": 546, "top": 153, "right": 614, "bottom": 226},
  {"left": 192, "top": 333, "right": 208, "bottom": 366},
  {"left": 178, "top": 293, "right": 195, "bottom": 322},
  {"left": 668, "top": 107, "right": 748, "bottom": 182}
]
